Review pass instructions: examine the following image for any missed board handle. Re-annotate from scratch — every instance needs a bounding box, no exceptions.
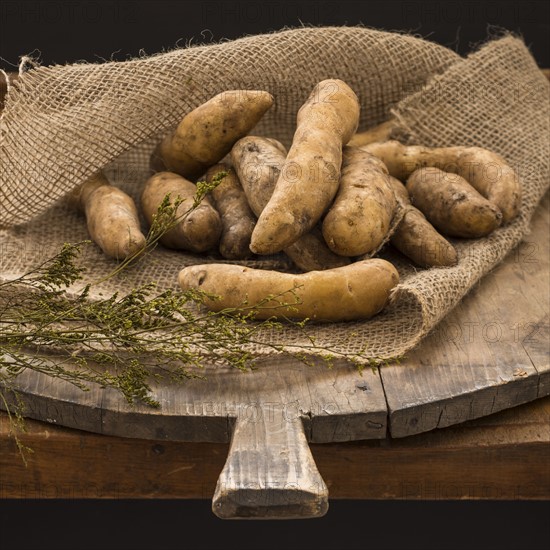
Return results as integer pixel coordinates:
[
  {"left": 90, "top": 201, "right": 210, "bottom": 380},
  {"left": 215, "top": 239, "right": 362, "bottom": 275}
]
[{"left": 212, "top": 407, "right": 328, "bottom": 519}]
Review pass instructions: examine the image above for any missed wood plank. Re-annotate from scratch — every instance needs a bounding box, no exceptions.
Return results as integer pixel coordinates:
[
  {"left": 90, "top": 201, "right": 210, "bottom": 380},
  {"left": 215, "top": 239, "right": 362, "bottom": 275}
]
[
  {"left": 0, "top": 411, "right": 227, "bottom": 499},
  {"left": 316, "top": 397, "right": 550, "bottom": 500},
  {"left": 1, "top": 397, "right": 547, "bottom": 500},
  {"left": 0, "top": 363, "right": 105, "bottom": 435},
  {"left": 212, "top": 408, "right": 328, "bottom": 518},
  {"left": 2, "top": 356, "right": 388, "bottom": 443},
  {"left": 380, "top": 191, "right": 550, "bottom": 437}
]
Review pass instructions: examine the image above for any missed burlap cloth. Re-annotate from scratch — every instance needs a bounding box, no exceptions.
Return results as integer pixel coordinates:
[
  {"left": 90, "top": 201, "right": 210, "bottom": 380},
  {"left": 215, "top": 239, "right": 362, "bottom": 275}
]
[{"left": 0, "top": 27, "right": 548, "bottom": 363}]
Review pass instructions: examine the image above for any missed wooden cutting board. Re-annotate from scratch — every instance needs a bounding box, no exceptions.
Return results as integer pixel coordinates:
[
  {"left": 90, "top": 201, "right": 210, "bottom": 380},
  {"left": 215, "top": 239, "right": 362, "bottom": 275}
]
[{"left": 2, "top": 191, "right": 548, "bottom": 519}]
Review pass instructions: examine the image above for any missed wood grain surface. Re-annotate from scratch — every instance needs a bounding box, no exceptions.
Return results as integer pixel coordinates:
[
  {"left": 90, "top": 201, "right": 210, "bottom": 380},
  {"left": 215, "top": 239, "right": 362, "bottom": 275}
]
[
  {"left": 2, "top": 356, "right": 388, "bottom": 443},
  {"left": 380, "top": 191, "right": 550, "bottom": 437},
  {"left": 212, "top": 407, "right": 329, "bottom": 518}
]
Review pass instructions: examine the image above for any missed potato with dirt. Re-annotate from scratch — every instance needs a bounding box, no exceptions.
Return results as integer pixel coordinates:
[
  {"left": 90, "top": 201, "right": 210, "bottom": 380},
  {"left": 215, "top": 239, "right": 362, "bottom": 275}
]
[
  {"left": 231, "top": 136, "right": 350, "bottom": 271},
  {"left": 69, "top": 172, "right": 146, "bottom": 260},
  {"left": 386, "top": 176, "right": 458, "bottom": 267},
  {"left": 322, "top": 147, "right": 396, "bottom": 257},
  {"left": 152, "top": 90, "right": 274, "bottom": 180},
  {"left": 141, "top": 171, "right": 222, "bottom": 252},
  {"left": 178, "top": 259, "right": 399, "bottom": 322},
  {"left": 250, "top": 79, "right": 360, "bottom": 254},
  {"left": 230, "top": 136, "right": 287, "bottom": 216},
  {"left": 361, "top": 141, "right": 521, "bottom": 222},
  {"left": 204, "top": 164, "right": 256, "bottom": 260},
  {"left": 406, "top": 167, "right": 502, "bottom": 238},
  {"left": 453, "top": 147, "right": 520, "bottom": 223}
]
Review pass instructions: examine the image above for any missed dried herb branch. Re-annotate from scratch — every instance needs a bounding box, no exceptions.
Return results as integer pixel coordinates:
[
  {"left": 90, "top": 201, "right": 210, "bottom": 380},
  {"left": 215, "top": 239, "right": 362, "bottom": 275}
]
[{"left": 0, "top": 173, "right": 382, "bottom": 458}]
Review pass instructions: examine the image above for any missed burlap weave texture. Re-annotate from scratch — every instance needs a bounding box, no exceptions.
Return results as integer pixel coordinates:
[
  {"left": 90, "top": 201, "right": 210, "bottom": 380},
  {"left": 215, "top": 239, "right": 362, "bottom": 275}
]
[{"left": 0, "top": 27, "right": 548, "bottom": 362}]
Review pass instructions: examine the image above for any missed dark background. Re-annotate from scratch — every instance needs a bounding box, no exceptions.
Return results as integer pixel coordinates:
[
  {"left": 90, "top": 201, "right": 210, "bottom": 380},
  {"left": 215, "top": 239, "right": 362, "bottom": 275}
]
[
  {"left": 1, "top": 500, "right": 550, "bottom": 550},
  {"left": 1, "top": 1, "right": 549, "bottom": 549},
  {"left": 0, "top": 0, "right": 549, "bottom": 70}
]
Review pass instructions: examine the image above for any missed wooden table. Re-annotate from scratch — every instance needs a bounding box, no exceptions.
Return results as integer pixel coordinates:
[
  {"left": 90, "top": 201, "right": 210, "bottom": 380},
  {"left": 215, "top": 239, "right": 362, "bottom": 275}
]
[{"left": 1, "top": 396, "right": 548, "bottom": 501}]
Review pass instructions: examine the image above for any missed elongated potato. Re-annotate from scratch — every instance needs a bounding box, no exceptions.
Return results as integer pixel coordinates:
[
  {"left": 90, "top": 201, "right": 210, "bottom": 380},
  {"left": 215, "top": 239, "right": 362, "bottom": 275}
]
[
  {"left": 250, "top": 79, "right": 360, "bottom": 254},
  {"left": 231, "top": 136, "right": 350, "bottom": 271},
  {"left": 322, "top": 147, "right": 396, "bottom": 257},
  {"left": 141, "top": 172, "right": 222, "bottom": 252},
  {"left": 387, "top": 175, "right": 410, "bottom": 205},
  {"left": 406, "top": 168, "right": 502, "bottom": 238},
  {"left": 362, "top": 141, "right": 464, "bottom": 181},
  {"left": 69, "top": 172, "right": 146, "bottom": 260},
  {"left": 230, "top": 136, "right": 287, "bottom": 215},
  {"left": 386, "top": 176, "right": 457, "bottom": 267},
  {"left": 204, "top": 164, "right": 256, "bottom": 260},
  {"left": 153, "top": 90, "right": 274, "bottom": 180},
  {"left": 362, "top": 141, "right": 521, "bottom": 222},
  {"left": 453, "top": 147, "right": 520, "bottom": 223},
  {"left": 348, "top": 119, "right": 399, "bottom": 147},
  {"left": 178, "top": 259, "right": 399, "bottom": 322}
]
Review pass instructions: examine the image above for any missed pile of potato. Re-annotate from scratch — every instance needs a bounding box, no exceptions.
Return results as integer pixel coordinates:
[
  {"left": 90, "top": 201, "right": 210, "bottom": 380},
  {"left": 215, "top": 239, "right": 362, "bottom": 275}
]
[{"left": 72, "top": 80, "right": 521, "bottom": 322}]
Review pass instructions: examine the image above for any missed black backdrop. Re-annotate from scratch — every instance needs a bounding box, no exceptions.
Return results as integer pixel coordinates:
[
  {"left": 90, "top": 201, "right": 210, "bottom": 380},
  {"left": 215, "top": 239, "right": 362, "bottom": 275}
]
[
  {"left": 1, "top": 0, "right": 549, "bottom": 69},
  {"left": 1, "top": 2, "right": 549, "bottom": 550}
]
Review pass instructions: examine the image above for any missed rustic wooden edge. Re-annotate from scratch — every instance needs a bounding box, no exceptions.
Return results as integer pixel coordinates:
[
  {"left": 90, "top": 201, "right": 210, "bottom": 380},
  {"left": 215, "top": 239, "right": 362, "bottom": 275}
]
[
  {"left": 0, "top": 358, "right": 386, "bottom": 519},
  {"left": 0, "top": 356, "right": 388, "bottom": 444},
  {"left": 380, "top": 190, "right": 550, "bottom": 437},
  {"left": 1, "top": 397, "right": 548, "bottom": 500}
]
